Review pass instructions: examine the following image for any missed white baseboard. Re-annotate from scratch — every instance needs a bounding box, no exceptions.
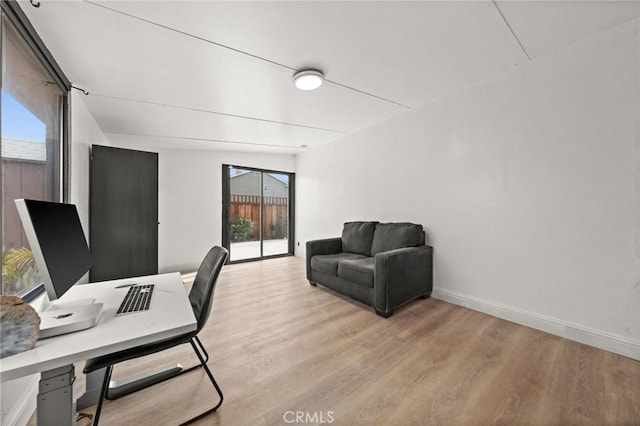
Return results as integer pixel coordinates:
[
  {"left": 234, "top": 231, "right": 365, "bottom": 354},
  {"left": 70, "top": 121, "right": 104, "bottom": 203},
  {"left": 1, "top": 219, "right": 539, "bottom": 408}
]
[
  {"left": 1, "top": 376, "right": 38, "bottom": 426},
  {"left": 432, "top": 288, "right": 640, "bottom": 361}
]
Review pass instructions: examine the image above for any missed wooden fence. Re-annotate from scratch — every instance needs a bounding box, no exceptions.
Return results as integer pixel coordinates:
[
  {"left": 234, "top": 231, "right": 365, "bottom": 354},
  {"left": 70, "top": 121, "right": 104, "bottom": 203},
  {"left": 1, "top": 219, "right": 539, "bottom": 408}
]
[
  {"left": 230, "top": 194, "right": 288, "bottom": 240},
  {"left": 2, "top": 159, "right": 50, "bottom": 252}
]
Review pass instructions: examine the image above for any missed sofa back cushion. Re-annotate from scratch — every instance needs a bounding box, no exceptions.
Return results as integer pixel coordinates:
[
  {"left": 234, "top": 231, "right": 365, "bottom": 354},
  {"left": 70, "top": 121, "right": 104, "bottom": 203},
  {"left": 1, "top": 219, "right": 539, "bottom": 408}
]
[
  {"left": 371, "top": 223, "right": 425, "bottom": 256},
  {"left": 342, "top": 221, "right": 378, "bottom": 256}
]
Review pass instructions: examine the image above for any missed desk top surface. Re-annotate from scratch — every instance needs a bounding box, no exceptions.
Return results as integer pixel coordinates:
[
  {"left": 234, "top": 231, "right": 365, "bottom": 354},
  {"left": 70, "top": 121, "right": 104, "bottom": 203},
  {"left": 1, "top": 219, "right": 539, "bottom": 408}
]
[{"left": 0, "top": 272, "right": 197, "bottom": 382}]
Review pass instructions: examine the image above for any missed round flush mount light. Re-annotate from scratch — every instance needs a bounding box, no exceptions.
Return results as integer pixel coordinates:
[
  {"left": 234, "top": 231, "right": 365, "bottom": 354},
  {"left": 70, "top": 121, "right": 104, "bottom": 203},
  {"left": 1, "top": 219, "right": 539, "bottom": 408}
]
[{"left": 293, "top": 69, "right": 324, "bottom": 91}]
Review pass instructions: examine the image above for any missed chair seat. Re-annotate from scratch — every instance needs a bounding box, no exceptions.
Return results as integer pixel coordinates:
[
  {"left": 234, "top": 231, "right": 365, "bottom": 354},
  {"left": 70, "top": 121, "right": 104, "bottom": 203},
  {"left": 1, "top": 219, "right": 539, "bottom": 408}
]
[{"left": 83, "top": 330, "right": 197, "bottom": 374}]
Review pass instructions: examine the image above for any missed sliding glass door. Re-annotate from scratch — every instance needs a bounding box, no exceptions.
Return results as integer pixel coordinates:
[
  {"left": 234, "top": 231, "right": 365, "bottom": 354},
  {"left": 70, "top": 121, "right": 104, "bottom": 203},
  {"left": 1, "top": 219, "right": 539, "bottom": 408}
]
[{"left": 222, "top": 165, "right": 294, "bottom": 262}]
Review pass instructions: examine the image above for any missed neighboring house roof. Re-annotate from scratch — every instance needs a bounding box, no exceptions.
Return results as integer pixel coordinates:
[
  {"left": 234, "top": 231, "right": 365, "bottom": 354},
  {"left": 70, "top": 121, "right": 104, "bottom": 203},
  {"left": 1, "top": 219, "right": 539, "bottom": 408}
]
[
  {"left": 1, "top": 138, "right": 46, "bottom": 162},
  {"left": 231, "top": 171, "right": 288, "bottom": 197},
  {"left": 230, "top": 170, "right": 288, "bottom": 184},
  {"left": 230, "top": 169, "right": 251, "bottom": 178}
]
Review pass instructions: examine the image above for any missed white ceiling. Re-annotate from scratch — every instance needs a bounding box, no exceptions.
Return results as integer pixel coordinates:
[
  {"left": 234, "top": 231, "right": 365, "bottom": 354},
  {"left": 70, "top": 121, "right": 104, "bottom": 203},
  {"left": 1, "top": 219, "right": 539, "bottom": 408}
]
[{"left": 20, "top": 1, "right": 639, "bottom": 154}]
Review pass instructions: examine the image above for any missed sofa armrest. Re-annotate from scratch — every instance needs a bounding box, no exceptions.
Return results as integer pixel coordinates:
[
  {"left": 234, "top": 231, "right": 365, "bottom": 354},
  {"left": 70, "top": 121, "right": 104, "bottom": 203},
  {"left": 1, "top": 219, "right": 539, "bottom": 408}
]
[
  {"left": 374, "top": 245, "right": 433, "bottom": 315},
  {"left": 306, "top": 238, "right": 342, "bottom": 280}
]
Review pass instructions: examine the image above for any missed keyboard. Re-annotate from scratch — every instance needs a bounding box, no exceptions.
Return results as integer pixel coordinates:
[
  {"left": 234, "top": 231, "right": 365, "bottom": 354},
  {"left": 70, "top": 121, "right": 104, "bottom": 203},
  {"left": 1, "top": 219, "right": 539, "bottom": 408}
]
[{"left": 116, "top": 284, "right": 154, "bottom": 315}]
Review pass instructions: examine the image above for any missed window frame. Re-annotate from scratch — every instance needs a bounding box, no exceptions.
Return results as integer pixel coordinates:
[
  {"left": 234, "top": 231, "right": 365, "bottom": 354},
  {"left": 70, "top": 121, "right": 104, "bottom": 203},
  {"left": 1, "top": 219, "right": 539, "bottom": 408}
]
[{"left": 1, "top": 0, "right": 71, "bottom": 300}]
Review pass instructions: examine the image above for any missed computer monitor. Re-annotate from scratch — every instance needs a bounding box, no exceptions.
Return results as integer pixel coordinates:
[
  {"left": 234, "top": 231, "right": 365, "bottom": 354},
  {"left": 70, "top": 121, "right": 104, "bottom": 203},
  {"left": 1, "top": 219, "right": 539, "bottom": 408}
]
[
  {"left": 15, "top": 199, "right": 93, "bottom": 300},
  {"left": 15, "top": 199, "right": 103, "bottom": 338}
]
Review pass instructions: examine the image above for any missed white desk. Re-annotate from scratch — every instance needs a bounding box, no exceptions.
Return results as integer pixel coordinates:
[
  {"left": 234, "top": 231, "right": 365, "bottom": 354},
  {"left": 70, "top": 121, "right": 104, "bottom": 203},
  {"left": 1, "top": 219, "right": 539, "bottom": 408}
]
[{"left": 0, "top": 273, "right": 197, "bottom": 425}]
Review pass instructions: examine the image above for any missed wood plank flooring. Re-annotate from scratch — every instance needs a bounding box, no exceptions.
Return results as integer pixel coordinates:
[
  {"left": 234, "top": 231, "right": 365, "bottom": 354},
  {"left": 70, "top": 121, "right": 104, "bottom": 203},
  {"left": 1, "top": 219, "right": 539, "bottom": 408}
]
[{"left": 31, "top": 256, "right": 640, "bottom": 425}]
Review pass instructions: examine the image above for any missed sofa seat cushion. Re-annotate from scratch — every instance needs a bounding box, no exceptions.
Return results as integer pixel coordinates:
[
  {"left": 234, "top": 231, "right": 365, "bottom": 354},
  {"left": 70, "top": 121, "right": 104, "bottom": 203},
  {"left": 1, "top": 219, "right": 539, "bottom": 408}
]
[
  {"left": 311, "top": 253, "right": 367, "bottom": 276},
  {"left": 337, "top": 257, "right": 375, "bottom": 288},
  {"left": 371, "top": 223, "right": 425, "bottom": 256}
]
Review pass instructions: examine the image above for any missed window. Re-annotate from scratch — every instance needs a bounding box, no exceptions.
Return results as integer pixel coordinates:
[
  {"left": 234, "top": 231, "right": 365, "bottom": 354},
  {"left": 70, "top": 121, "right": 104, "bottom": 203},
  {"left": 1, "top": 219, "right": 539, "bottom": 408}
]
[
  {"left": 1, "top": 3, "right": 70, "bottom": 297},
  {"left": 222, "top": 165, "right": 295, "bottom": 262}
]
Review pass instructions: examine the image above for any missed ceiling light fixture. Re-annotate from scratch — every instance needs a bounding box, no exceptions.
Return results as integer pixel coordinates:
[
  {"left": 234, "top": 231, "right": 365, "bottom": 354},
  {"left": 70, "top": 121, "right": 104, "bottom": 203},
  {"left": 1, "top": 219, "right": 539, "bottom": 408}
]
[{"left": 293, "top": 69, "right": 324, "bottom": 91}]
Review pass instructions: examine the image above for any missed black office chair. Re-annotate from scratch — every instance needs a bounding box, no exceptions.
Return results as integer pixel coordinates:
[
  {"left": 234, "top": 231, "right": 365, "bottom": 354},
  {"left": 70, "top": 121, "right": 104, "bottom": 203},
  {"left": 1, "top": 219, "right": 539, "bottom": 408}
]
[{"left": 83, "top": 246, "right": 229, "bottom": 425}]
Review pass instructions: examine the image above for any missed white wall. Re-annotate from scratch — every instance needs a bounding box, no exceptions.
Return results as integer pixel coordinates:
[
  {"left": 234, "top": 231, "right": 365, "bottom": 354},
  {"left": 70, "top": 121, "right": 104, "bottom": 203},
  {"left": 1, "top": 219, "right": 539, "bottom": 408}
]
[
  {"left": 66, "top": 94, "right": 297, "bottom": 274},
  {"left": 66, "top": 96, "right": 298, "bottom": 275},
  {"left": 69, "top": 92, "right": 112, "bottom": 288},
  {"left": 69, "top": 91, "right": 112, "bottom": 234},
  {"left": 296, "top": 20, "right": 639, "bottom": 358},
  {"left": 155, "top": 148, "right": 295, "bottom": 273}
]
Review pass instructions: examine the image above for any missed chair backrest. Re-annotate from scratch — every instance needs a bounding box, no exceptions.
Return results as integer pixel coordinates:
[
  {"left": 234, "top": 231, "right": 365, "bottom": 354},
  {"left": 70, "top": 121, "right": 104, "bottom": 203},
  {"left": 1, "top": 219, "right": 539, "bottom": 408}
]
[{"left": 189, "top": 246, "right": 228, "bottom": 332}]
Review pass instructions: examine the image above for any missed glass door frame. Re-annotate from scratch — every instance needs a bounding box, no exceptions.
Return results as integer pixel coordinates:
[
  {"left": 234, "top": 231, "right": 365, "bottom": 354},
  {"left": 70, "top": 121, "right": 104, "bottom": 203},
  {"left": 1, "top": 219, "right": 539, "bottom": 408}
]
[
  {"left": 222, "top": 164, "right": 295, "bottom": 264},
  {"left": 1, "top": 1, "right": 71, "bottom": 301}
]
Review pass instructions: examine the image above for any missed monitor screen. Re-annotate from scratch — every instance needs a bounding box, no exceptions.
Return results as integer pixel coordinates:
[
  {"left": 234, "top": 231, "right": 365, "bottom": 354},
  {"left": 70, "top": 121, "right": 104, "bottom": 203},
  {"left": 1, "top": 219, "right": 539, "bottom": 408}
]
[{"left": 15, "top": 199, "right": 94, "bottom": 301}]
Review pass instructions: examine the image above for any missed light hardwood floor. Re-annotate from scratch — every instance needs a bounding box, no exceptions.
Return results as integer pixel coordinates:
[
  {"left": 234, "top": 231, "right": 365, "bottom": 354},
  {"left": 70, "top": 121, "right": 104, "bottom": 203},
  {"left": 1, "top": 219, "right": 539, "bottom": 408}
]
[{"left": 32, "top": 256, "right": 640, "bottom": 425}]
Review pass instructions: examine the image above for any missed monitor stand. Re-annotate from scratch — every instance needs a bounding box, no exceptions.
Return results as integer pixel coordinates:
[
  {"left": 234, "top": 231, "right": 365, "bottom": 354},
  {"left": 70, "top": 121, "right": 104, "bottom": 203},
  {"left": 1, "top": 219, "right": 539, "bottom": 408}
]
[{"left": 38, "top": 297, "right": 104, "bottom": 339}]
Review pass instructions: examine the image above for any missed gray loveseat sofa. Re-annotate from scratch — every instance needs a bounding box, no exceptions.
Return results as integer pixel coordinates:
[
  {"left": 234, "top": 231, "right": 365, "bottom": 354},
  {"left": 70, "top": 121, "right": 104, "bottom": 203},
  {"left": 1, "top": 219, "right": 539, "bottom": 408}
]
[{"left": 306, "top": 221, "right": 433, "bottom": 317}]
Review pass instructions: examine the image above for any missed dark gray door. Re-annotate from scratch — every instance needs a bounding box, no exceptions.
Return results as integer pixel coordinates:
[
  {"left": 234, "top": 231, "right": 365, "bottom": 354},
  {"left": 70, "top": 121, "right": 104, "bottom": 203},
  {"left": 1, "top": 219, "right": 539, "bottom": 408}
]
[{"left": 90, "top": 145, "right": 158, "bottom": 281}]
